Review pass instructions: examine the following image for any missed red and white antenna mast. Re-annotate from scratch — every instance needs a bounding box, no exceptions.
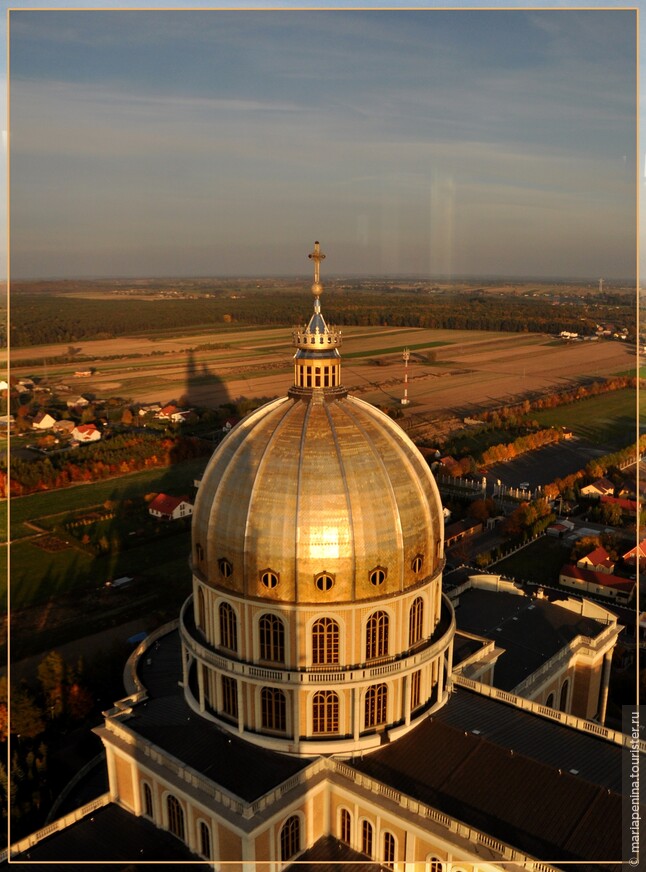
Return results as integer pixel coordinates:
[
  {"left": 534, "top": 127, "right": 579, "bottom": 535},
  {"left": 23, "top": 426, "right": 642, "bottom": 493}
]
[{"left": 401, "top": 347, "right": 410, "bottom": 405}]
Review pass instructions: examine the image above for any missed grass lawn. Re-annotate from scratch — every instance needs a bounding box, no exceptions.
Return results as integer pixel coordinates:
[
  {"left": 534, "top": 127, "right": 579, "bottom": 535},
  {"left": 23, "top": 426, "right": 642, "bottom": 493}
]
[
  {"left": 494, "top": 535, "right": 571, "bottom": 586},
  {"left": 7, "top": 456, "right": 209, "bottom": 542},
  {"left": 531, "top": 388, "right": 638, "bottom": 448},
  {"left": 8, "top": 525, "right": 192, "bottom": 611}
]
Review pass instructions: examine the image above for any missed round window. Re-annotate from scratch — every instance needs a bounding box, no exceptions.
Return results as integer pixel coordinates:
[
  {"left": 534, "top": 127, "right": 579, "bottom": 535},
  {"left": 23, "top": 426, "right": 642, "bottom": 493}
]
[
  {"left": 370, "top": 568, "right": 386, "bottom": 586},
  {"left": 412, "top": 556, "right": 423, "bottom": 573},
  {"left": 261, "top": 571, "right": 278, "bottom": 589},
  {"left": 218, "top": 558, "right": 233, "bottom": 578},
  {"left": 315, "top": 573, "right": 334, "bottom": 592}
]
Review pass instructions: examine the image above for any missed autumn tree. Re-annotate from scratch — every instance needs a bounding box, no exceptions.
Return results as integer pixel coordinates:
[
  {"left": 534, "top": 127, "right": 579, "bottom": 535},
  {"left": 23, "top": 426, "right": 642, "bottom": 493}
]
[{"left": 37, "top": 651, "right": 65, "bottom": 720}]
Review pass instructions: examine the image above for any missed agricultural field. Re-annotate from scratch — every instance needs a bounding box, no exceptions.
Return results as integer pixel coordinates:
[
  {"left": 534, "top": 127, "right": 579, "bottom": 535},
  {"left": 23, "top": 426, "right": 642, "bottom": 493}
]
[
  {"left": 10, "top": 324, "right": 635, "bottom": 429},
  {"left": 531, "top": 388, "right": 638, "bottom": 450}
]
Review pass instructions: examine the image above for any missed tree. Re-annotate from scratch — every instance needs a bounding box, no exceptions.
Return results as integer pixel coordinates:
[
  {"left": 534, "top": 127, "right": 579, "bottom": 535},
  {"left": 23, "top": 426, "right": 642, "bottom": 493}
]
[
  {"left": 37, "top": 651, "right": 65, "bottom": 720},
  {"left": 9, "top": 687, "right": 45, "bottom": 738}
]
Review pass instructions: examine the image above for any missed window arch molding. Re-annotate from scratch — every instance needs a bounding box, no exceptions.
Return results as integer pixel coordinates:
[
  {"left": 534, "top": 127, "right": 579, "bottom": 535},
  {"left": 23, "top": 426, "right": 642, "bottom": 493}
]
[
  {"left": 382, "top": 830, "right": 397, "bottom": 868},
  {"left": 559, "top": 678, "right": 570, "bottom": 712},
  {"left": 307, "top": 613, "right": 344, "bottom": 666},
  {"left": 308, "top": 687, "right": 343, "bottom": 735},
  {"left": 426, "top": 857, "right": 444, "bottom": 872},
  {"left": 141, "top": 780, "right": 154, "bottom": 819},
  {"left": 278, "top": 811, "right": 304, "bottom": 862},
  {"left": 196, "top": 817, "right": 213, "bottom": 860},
  {"left": 364, "top": 608, "right": 393, "bottom": 662},
  {"left": 163, "top": 792, "right": 186, "bottom": 843},
  {"left": 257, "top": 610, "right": 287, "bottom": 664},
  {"left": 338, "top": 806, "right": 352, "bottom": 846},
  {"left": 217, "top": 599, "right": 239, "bottom": 653}
]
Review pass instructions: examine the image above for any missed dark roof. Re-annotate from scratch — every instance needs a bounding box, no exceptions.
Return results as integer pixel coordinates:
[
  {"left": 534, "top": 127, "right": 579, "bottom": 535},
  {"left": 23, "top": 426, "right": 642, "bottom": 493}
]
[
  {"left": 350, "top": 694, "right": 627, "bottom": 866},
  {"left": 288, "top": 834, "right": 380, "bottom": 872},
  {"left": 119, "top": 632, "right": 310, "bottom": 803},
  {"left": 12, "top": 803, "right": 208, "bottom": 865},
  {"left": 452, "top": 586, "right": 608, "bottom": 689},
  {"left": 435, "top": 687, "right": 627, "bottom": 792}
]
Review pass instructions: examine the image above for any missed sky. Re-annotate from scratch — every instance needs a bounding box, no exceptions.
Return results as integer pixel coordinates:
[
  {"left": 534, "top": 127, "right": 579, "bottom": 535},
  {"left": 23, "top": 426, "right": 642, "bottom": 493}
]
[{"left": 7, "top": 3, "right": 638, "bottom": 280}]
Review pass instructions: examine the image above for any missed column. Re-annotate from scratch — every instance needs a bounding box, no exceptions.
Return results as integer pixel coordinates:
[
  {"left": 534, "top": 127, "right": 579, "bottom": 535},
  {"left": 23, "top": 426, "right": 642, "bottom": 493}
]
[
  {"left": 403, "top": 674, "right": 411, "bottom": 726},
  {"left": 353, "top": 687, "right": 361, "bottom": 741},
  {"left": 197, "top": 661, "right": 205, "bottom": 713},
  {"left": 598, "top": 652, "right": 613, "bottom": 725}
]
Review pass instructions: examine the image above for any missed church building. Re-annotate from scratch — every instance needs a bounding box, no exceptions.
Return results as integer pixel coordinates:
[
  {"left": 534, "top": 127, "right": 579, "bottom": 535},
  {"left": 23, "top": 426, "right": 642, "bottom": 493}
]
[{"left": 9, "top": 244, "right": 641, "bottom": 870}]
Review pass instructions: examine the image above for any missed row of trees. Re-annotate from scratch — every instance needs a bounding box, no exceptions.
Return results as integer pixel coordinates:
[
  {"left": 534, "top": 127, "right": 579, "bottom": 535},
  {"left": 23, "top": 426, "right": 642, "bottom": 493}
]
[
  {"left": 479, "top": 427, "right": 563, "bottom": 467},
  {"left": 476, "top": 375, "right": 637, "bottom": 425},
  {"left": 3, "top": 432, "right": 211, "bottom": 496},
  {"left": 9, "top": 290, "right": 635, "bottom": 347}
]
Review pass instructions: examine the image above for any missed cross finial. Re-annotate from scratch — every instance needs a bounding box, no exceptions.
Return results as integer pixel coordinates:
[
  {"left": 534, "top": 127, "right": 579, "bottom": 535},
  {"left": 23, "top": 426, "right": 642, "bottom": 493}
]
[{"left": 308, "top": 241, "right": 326, "bottom": 289}]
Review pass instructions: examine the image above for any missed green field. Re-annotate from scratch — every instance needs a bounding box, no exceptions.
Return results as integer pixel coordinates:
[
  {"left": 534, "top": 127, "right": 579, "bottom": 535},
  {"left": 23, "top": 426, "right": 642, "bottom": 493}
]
[
  {"left": 495, "top": 536, "right": 571, "bottom": 585},
  {"left": 532, "top": 388, "right": 638, "bottom": 448},
  {"left": 6, "top": 456, "right": 209, "bottom": 543}
]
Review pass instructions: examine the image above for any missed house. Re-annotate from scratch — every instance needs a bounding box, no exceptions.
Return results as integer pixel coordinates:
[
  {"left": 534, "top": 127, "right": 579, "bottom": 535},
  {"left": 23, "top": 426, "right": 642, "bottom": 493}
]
[
  {"left": 580, "top": 477, "right": 614, "bottom": 498},
  {"left": 0, "top": 414, "right": 14, "bottom": 429},
  {"left": 559, "top": 563, "right": 636, "bottom": 604},
  {"left": 622, "top": 537, "right": 646, "bottom": 567},
  {"left": 138, "top": 403, "right": 162, "bottom": 416},
  {"left": 577, "top": 546, "right": 615, "bottom": 574},
  {"left": 148, "top": 494, "right": 193, "bottom": 521},
  {"left": 32, "top": 411, "right": 56, "bottom": 430},
  {"left": 600, "top": 495, "right": 638, "bottom": 517},
  {"left": 445, "top": 517, "right": 483, "bottom": 547},
  {"left": 547, "top": 522, "right": 570, "bottom": 538},
  {"left": 52, "top": 419, "right": 76, "bottom": 435},
  {"left": 74, "top": 370, "right": 92, "bottom": 377},
  {"left": 66, "top": 395, "right": 91, "bottom": 410},
  {"left": 71, "top": 423, "right": 101, "bottom": 443},
  {"left": 155, "top": 404, "right": 180, "bottom": 420}
]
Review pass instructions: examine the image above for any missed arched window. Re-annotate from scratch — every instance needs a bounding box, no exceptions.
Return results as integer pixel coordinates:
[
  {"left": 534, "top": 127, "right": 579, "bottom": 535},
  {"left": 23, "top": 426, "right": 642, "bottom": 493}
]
[
  {"left": 361, "top": 820, "right": 373, "bottom": 857},
  {"left": 428, "top": 858, "right": 443, "bottom": 872},
  {"left": 219, "top": 602, "right": 237, "bottom": 652},
  {"left": 366, "top": 611, "right": 389, "bottom": 660},
  {"left": 412, "top": 554, "right": 423, "bottom": 573},
  {"left": 259, "top": 613, "right": 285, "bottom": 662},
  {"left": 261, "top": 687, "right": 286, "bottom": 732},
  {"left": 369, "top": 567, "right": 386, "bottom": 586},
  {"left": 167, "top": 795, "right": 185, "bottom": 841},
  {"left": 312, "top": 617, "right": 339, "bottom": 664},
  {"left": 196, "top": 587, "right": 205, "bottom": 629},
  {"left": 383, "top": 831, "right": 395, "bottom": 868},
  {"left": 280, "top": 815, "right": 300, "bottom": 861},
  {"left": 142, "top": 782, "right": 153, "bottom": 818},
  {"left": 199, "top": 820, "right": 211, "bottom": 859},
  {"left": 409, "top": 597, "right": 424, "bottom": 646},
  {"left": 312, "top": 690, "right": 339, "bottom": 734},
  {"left": 221, "top": 675, "right": 238, "bottom": 721},
  {"left": 340, "top": 809, "right": 351, "bottom": 845},
  {"left": 411, "top": 669, "right": 422, "bottom": 711},
  {"left": 365, "top": 684, "right": 387, "bottom": 728},
  {"left": 560, "top": 679, "right": 569, "bottom": 711},
  {"left": 545, "top": 692, "right": 554, "bottom": 708}
]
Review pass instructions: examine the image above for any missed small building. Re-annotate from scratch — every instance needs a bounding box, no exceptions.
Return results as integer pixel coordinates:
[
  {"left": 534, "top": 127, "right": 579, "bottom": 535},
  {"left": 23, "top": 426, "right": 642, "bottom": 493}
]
[
  {"left": 559, "top": 563, "right": 636, "bottom": 604},
  {"left": 148, "top": 493, "right": 193, "bottom": 521},
  {"left": 71, "top": 423, "right": 102, "bottom": 443},
  {"left": 74, "top": 370, "right": 93, "bottom": 378},
  {"left": 577, "top": 546, "right": 615, "bottom": 574},
  {"left": 53, "top": 419, "right": 76, "bottom": 435},
  {"left": 600, "top": 495, "right": 638, "bottom": 517},
  {"left": 445, "top": 517, "right": 483, "bottom": 547},
  {"left": 623, "top": 537, "right": 646, "bottom": 567},
  {"left": 67, "top": 395, "right": 91, "bottom": 410},
  {"left": 580, "top": 477, "right": 614, "bottom": 498},
  {"left": 32, "top": 411, "right": 56, "bottom": 430}
]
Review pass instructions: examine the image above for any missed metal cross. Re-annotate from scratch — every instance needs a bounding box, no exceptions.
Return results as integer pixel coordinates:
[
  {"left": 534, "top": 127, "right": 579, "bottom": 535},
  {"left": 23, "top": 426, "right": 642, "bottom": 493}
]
[{"left": 308, "top": 241, "right": 326, "bottom": 285}]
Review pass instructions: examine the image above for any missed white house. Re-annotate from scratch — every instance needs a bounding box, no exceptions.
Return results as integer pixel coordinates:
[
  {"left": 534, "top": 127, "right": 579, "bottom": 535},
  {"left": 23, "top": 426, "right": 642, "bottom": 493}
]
[
  {"left": 148, "top": 493, "right": 193, "bottom": 521},
  {"left": 71, "top": 423, "right": 102, "bottom": 443},
  {"left": 32, "top": 411, "right": 57, "bottom": 430}
]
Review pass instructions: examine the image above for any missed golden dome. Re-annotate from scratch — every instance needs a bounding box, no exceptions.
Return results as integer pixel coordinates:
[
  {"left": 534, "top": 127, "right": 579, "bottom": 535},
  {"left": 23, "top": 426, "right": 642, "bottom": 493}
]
[{"left": 192, "top": 392, "right": 444, "bottom": 602}]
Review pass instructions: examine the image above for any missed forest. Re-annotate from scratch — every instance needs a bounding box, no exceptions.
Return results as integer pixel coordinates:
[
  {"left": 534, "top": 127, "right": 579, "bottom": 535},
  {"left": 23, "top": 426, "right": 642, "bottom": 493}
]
[{"left": 7, "top": 288, "right": 635, "bottom": 347}]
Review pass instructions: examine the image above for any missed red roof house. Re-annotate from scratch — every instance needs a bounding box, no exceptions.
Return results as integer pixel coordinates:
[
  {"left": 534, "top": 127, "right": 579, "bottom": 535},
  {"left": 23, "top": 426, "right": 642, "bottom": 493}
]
[
  {"left": 576, "top": 546, "right": 615, "bottom": 574},
  {"left": 148, "top": 494, "right": 193, "bottom": 521},
  {"left": 559, "top": 563, "right": 636, "bottom": 603}
]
